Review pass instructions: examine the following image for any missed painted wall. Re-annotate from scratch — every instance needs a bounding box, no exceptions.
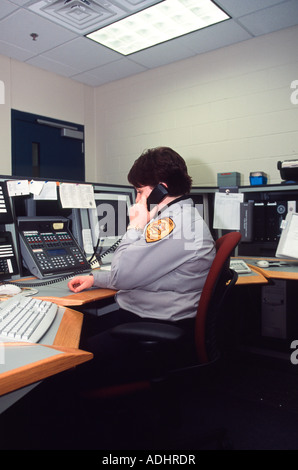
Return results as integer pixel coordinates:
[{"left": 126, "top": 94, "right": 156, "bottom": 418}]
[
  {"left": 0, "top": 55, "right": 11, "bottom": 176},
  {"left": 94, "top": 25, "right": 298, "bottom": 187},
  {"left": 0, "top": 25, "right": 298, "bottom": 187},
  {"left": 0, "top": 55, "right": 95, "bottom": 180}
]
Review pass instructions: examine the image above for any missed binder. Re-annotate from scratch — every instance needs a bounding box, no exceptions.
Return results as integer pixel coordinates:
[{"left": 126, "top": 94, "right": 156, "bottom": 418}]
[
  {"left": 240, "top": 201, "right": 254, "bottom": 242},
  {"left": 253, "top": 203, "right": 266, "bottom": 241},
  {"left": 266, "top": 202, "right": 279, "bottom": 241}
]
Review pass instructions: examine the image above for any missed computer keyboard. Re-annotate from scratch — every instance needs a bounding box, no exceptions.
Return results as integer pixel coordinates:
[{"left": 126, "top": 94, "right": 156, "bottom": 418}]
[
  {"left": 230, "top": 259, "right": 251, "bottom": 274},
  {"left": 0, "top": 294, "right": 58, "bottom": 343}
]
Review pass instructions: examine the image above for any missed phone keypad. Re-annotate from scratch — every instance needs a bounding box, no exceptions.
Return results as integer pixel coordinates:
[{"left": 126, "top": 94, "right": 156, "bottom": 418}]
[
  {"left": 0, "top": 258, "right": 13, "bottom": 275},
  {"left": 23, "top": 229, "right": 89, "bottom": 275},
  {"left": 0, "top": 244, "right": 15, "bottom": 274}
]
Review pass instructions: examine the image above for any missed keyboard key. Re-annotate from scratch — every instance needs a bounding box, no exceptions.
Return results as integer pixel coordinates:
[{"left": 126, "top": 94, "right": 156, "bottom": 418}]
[{"left": 0, "top": 294, "right": 57, "bottom": 343}]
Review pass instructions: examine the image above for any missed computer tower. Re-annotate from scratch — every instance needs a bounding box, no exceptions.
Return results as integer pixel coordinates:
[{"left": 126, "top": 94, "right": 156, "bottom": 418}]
[
  {"left": 261, "top": 280, "right": 298, "bottom": 340},
  {"left": 261, "top": 280, "right": 287, "bottom": 339}
]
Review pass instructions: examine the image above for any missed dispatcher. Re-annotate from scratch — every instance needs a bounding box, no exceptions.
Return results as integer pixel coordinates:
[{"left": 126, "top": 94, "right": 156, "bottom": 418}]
[{"left": 68, "top": 147, "right": 215, "bottom": 378}]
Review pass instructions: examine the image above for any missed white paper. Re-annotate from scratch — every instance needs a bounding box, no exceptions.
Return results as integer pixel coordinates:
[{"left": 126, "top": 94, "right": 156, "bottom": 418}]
[
  {"left": 82, "top": 228, "right": 94, "bottom": 254},
  {"left": 7, "top": 180, "right": 30, "bottom": 196},
  {"left": 33, "top": 181, "right": 58, "bottom": 200},
  {"left": 213, "top": 191, "right": 244, "bottom": 230},
  {"left": 29, "top": 180, "right": 44, "bottom": 196},
  {"left": 59, "top": 183, "right": 96, "bottom": 209}
]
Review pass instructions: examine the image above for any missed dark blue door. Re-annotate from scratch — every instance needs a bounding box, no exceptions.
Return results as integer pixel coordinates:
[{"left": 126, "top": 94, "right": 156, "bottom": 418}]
[{"left": 11, "top": 110, "right": 85, "bottom": 181}]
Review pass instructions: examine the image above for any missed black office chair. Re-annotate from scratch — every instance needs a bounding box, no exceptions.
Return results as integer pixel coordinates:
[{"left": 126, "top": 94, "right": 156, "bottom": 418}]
[
  {"left": 112, "top": 232, "right": 239, "bottom": 361},
  {"left": 80, "top": 231, "right": 241, "bottom": 448},
  {"left": 85, "top": 231, "right": 240, "bottom": 395}
]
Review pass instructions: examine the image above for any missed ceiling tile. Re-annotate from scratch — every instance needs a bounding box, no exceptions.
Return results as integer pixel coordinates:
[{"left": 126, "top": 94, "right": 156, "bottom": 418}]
[
  {"left": 0, "top": 9, "right": 77, "bottom": 55},
  {"left": 26, "top": 54, "right": 80, "bottom": 77},
  {"left": 71, "top": 57, "right": 147, "bottom": 86},
  {"left": 8, "top": 0, "right": 30, "bottom": 6},
  {"left": 130, "top": 39, "right": 196, "bottom": 69},
  {"left": 178, "top": 19, "right": 252, "bottom": 55},
  {"left": 42, "top": 37, "right": 120, "bottom": 71},
  {"left": 238, "top": 0, "right": 298, "bottom": 36},
  {"left": 216, "top": 0, "right": 289, "bottom": 17},
  {"left": 26, "top": 0, "right": 161, "bottom": 34},
  {"left": 0, "top": 38, "right": 35, "bottom": 61},
  {"left": 0, "top": 0, "right": 19, "bottom": 19},
  {"left": 1, "top": 0, "right": 298, "bottom": 86}
]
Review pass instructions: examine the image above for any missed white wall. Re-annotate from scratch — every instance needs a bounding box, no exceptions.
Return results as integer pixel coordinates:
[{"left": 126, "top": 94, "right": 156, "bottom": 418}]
[
  {"left": 0, "top": 55, "right": 95, "bottom": 180},
  {"left": 0, "top": 25, "right": 298, "bottom": 187},
  {"left": 94, "top": 25, "right": 298, "bottom": 187},
  {"left": 0, "top": 55, "right": 11, "bottom": 176}
]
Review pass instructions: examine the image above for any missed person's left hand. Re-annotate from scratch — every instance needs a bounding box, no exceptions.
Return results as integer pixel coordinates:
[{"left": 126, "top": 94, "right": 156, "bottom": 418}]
[{"left": 68, "top": 275, "right": 94, "bottom": 292}]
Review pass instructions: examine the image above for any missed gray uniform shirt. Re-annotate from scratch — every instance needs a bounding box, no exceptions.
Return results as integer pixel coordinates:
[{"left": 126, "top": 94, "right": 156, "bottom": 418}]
[{"left": 92, "top": 197, "right": 215, "bottom": 322}]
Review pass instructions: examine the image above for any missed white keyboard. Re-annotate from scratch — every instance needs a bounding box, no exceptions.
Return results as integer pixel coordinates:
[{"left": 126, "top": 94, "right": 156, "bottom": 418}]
[
  {"left": 230, "top": 259, "right": 251, "bottom": 274},
  {"left": 0, "top": 294, "right": 58, "bottom": 343}
]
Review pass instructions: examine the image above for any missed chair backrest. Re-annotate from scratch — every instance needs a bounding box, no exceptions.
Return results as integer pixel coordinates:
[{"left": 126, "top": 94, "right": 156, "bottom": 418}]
[{"left": 195, "top": 231, "right": 241, "bottom": 364}]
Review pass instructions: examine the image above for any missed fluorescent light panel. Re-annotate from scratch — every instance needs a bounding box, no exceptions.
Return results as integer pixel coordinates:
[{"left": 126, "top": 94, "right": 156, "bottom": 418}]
[{"left": 86, "top": 0, "right": 230, "bottom": 55}]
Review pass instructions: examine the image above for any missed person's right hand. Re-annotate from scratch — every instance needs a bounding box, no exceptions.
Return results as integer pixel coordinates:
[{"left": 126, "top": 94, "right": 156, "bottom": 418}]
[
  {"left": 129, "top": 194, "right": 150, "bottom": 229},
  {"left": 68, "top": 275, "right": 94, "bottom": 293}
]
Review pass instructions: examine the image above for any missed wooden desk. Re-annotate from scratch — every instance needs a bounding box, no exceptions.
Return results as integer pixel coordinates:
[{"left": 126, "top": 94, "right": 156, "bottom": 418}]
[
  {"left": 240, "top": 257, "right": 298, "bottom": 281},
  {"left": 0, "top": 269, "right": 114, "bottom": 401},
  {"left": 3, "top": 275, "right": 117, "bottom": 307},
  {"left": 235, "top": 268, "right": 268, "bottom": 285},
  {"left": 35, "top": 287, "right": 117, "bottom": 307},
  {"left": 231, "top": 258, "right": 268, "bottom": 285},
  {"left": 0, "top": 260, "right": 269, "bottom": 398},
  {"left": 0, "top": 307, "right": 93, "bottom": 398}
]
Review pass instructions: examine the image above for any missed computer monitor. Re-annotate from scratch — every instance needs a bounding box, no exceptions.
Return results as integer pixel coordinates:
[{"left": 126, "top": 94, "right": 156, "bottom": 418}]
[
  {"left": 190, "top": 187, "right": 216, "bottom": 230},
  {"left": 189, "top": 190, "right": 204, "bottom": 218},
  {"left": 276, "top": 211, "right": 298, "bottom": 259},
  {"left": 87, "top": 185, "right": 135, "bottom": 264}
]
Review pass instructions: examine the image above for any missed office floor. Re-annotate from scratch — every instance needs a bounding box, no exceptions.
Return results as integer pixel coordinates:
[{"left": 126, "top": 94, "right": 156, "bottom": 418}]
[{"left": 1, "top": 350, "right": 298, "bottom": 451}]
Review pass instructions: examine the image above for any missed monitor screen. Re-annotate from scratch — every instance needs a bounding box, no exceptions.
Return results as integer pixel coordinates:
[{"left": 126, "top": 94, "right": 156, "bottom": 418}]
[
  {"left": 189, "top": 187, "right": 214, "bottom": 228},
  {"left": 88, "top": 187, "right": 135, "bottom": 263},
  {"left": 276, "top": 211, "right": 298, "bottom": 259}
]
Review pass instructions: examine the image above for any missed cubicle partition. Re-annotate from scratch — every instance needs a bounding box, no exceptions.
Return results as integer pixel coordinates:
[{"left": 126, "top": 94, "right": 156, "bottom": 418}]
[
  {"left": 237, "top": 184, "right": 298, "bottom": 257},
  {"left": 0, "top": 175, "right": 136, "bottom": 282},
  {"left": 1, "top": 174, "right": 298, "bottom": 282},
  {"left": 191, "top": 183, "right": 298, "bottom": 258},
  {"left": 1, "top": 174, "right": 298, "bottom": 397}
]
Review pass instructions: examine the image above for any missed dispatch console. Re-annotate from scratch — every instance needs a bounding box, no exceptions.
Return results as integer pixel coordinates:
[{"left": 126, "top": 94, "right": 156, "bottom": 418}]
[{"left": 17, "top": 216, "right": 90, "bottom": 279}]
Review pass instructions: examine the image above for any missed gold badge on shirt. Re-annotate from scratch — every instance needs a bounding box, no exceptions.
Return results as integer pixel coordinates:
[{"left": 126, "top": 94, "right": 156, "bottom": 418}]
[{"left": 146, "top": 217, "right": 175, "bottom": 243}]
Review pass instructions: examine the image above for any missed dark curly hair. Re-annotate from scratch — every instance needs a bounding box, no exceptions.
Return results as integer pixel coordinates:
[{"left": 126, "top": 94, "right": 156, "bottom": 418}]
[{"left": 127, "top": 147, "right": 192, "bottom": 196}]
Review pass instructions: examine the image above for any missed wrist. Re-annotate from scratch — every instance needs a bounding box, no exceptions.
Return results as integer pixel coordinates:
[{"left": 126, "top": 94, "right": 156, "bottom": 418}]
[{"left": 127, "top": 224, "right": 143, "bottom": 232}]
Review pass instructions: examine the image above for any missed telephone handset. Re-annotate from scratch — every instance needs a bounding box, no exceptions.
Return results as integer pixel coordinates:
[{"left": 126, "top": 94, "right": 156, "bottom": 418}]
[
  {"left": 146, "top": 184, "right": 168, "bottom": 211},
  {"left": 17, "top": 216, "right": 91, "bottom": 280},
  {"left": 0, "top": 231, "right": 19, "bottom": 279}
]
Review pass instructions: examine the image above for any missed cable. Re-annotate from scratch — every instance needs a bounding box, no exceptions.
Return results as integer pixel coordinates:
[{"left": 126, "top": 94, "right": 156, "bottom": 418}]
[{"left": 5, "top": 237, "right": 123, "bottom": 288}]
